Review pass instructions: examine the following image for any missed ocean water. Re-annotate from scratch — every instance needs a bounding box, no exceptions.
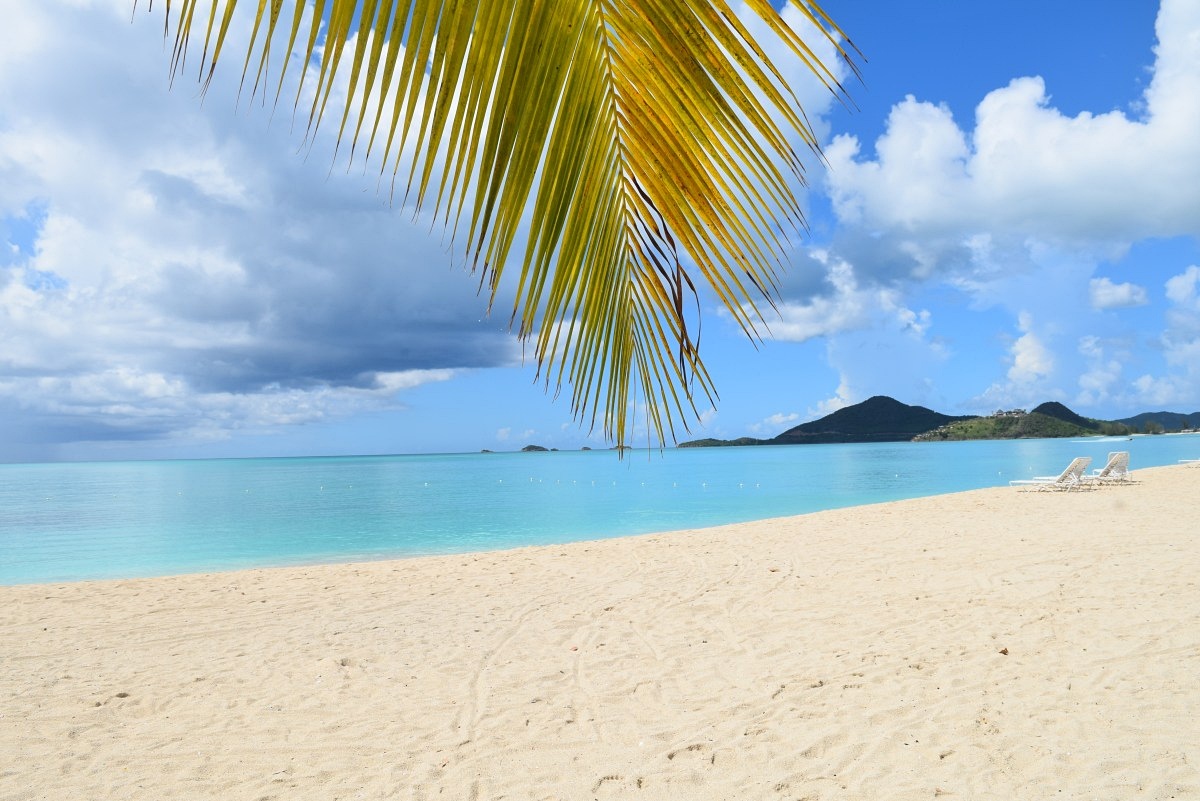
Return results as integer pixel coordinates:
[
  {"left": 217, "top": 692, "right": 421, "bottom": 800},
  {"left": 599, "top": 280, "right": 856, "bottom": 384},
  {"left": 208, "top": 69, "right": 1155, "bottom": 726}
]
[{"left": 2, "top": 434, "right": 1197, "bottom": 585}]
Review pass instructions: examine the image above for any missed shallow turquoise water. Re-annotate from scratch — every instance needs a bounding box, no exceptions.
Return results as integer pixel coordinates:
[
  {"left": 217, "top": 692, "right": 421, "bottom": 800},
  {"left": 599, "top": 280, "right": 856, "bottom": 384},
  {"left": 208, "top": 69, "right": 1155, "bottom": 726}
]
[{"left": 2, "top": 435, "right": 1197, "bottom": 584}]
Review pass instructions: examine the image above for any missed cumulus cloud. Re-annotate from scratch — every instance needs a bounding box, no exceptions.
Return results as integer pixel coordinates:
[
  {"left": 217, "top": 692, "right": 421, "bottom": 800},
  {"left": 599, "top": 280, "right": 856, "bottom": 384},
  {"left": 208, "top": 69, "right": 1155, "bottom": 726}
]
[
  {"left": 826, "top": 0, "right": 1200, "bottom": 246},
  {"left": 968, "top": 311, "right": 1064, "bottom": 410},
  {"left": 0, "top": 2, "right": 522, "bottom": 454},
  {"left": 766, "top": 252, "right": 930, "bottom": 342},
  {"left": 1161, "top": 265, "right": 1200, "bottom": 377},
  {"left": 1144, "top": 264, "right": 1200, "bottom": 404},
  {"left": 763, "top": 411, "right": 800, "bottom": 427},
  {"left": 1060, "top": 267, "right": 1200, "bottom": 411},
  {"left": 747, "top": 411, "right": 799, "bottom": 436},
  {"left": 1007, "top": 313, "right": 1055, "bottom": 384},
  {"left": 813, "top": 0, "right": 1200, "bottom": 417},
  {"left": 1165, "top": 264, "right": 1200, "bottom": 308},
  {"left": 825, "top": 0, "right": 1200, "bottom": 262},
  {"left": 1065, "top": 262, "right": 1200, "bottom": 411},
  {"left": 809, "top": 380, "right": 855, "bottom": 419},
  {"left": 1074, "top": 335, "right": 1126, "bottom": 407},
  {"left": 751, "top": 248, "right": 948, "bottom": 411},
  {"left": 1089, "top": 277, "right": 1149, "bottom": 309}
]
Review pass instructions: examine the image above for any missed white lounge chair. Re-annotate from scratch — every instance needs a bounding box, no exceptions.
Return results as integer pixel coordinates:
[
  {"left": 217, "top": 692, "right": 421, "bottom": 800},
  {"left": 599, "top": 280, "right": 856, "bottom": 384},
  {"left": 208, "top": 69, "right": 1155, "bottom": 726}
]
[
  {"left": 1010, "top": 456, "right": 1093, "bottom": 491},
  {"left": 1083, "top": 451, "right": 1132, "bottom": 485}
]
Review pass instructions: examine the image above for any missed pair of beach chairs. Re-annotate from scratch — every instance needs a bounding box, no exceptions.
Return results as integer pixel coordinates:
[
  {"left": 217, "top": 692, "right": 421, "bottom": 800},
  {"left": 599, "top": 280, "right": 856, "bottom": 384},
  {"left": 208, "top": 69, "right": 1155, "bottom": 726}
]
[{"left": 1009, "top": 451, "right": 1132, "bottom": 492}]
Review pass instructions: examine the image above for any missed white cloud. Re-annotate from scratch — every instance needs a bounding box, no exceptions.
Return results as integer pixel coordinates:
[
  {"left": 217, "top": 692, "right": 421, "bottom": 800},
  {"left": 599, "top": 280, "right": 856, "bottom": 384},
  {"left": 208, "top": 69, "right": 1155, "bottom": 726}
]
[
  {"left": 495, "top": 427, "right": 540, "bottom": 445},
  {"left": 1165, "top": 264, "right": 1200, "bottom": 308},
  {"left": 1144, "top": 264, "right": 1200, "bottom": 405},
  {"left": 826, "top": 96, "right": 970, "bottom": 229},
  {"left": 757, "top": 250, "right": 948, "bottom": 411},
  {"left": 1074, "top": 335, "right": 1125, "bottom": 406},
  {"left": 373, "top": 370, "right": 458, "bottom": 392},
  {"left": 763, "top": 411, "right": 799, "bottom": 427},
  {"left": 809, "top": 380, "right": 855, "bottom": 418},
  {"left": 826, "top": 0, "right": 1200, "bottom": 247},
  {"left": 1071, "top": 271, "right": 1200, "bottom": 408},
  {"left": 1161, "top": 265, "right": 1200, "bottom": 367},
  {"left": 1131, "top": 372, "right": 1191, "bottom": 407},
  {"left": 969, "top": 311, "right": 1063, "bottom": 411},
  {"left": 816, "top": 0, "right": 1200, "bottom": 419},
  {"left": 1007, "top": 312, "right": 1055, "bottom": 384},
  {"left": 828, "top": 81, "right": 1199, "bottom": 248},
  {"left": 1089, "top": 277, "right": 1149, "bottom": 309},
  {"left": 747, "top": 411, "right": 799, "bottom": 436},
  {"left": 0, "top": 1, "right": 521, "bottom": 455},
  {"left": 767, "top": 253, "right": 929, "bottom": 342}
]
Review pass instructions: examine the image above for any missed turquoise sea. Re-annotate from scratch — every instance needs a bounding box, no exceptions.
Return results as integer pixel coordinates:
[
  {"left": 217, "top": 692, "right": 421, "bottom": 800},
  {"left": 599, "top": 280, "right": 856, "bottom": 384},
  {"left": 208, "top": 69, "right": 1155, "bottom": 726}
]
[{"left": 2, "top": 434, "right": 1197, "bottom": 585}]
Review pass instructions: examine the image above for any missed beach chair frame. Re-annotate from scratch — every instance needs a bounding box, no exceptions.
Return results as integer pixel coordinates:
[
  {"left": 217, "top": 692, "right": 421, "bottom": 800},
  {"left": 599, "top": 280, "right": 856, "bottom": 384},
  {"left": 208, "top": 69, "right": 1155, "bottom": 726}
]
[
  {"left": 1083, "top": 451, "right": 1133, "bottom": 486},
  {"left": 1010, "top": 456, "right": 1094, "bottom": 492}
]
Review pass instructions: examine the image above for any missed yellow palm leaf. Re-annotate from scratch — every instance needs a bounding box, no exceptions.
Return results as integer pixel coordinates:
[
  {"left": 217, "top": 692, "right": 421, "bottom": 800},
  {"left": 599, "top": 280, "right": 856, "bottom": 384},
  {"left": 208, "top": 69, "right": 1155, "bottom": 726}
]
[{"left": 139, "top": 0, "right": 858, "bottom": 448}]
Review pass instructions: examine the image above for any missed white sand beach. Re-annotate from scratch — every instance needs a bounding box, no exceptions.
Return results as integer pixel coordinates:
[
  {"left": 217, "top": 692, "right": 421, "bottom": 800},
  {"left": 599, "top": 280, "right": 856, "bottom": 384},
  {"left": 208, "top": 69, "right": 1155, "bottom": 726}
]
[{"left": 2, "top": 464, "right": 1197, "bottom": 800}]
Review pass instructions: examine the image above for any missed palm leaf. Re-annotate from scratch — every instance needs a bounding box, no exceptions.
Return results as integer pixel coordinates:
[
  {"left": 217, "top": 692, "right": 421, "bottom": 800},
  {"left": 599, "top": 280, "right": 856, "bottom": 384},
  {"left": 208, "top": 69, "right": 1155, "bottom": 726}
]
[{"left": 137, "top": 0, "right": 858, "bottom": 447}]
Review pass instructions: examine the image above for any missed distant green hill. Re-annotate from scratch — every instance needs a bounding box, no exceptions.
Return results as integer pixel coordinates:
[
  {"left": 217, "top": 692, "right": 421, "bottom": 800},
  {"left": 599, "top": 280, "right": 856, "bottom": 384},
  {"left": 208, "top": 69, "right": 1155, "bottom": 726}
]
[
  {"left": 1115, "top": 410, "right": 1200, "bottom": 432},
  {"left": 678, "top": 396, "right": 975, "bottom": 447},
  {"left": 1031, "top": 401, "right": 1135, "bottom": 436},
  {"left": 915, "top": 401, "right": 1137, "bottom": 441},
  {"left": 677, "top": 395, "right": 1174, "bottom": 448},
  {"left": 1031, "top": 401, "right": 1095, "bottom": 429},
  {"left": 915, "top": 412, "right": 1095, "bottom": 441},
  {"left": 772, "top": 396, "right": 974, "bottom": 444}
]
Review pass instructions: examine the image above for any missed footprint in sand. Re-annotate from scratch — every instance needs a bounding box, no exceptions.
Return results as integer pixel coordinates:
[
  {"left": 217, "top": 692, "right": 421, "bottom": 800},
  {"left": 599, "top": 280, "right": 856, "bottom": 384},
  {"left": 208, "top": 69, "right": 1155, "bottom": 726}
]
[{"left": 666, "top": 742, "right": 713, "bottom": 765}]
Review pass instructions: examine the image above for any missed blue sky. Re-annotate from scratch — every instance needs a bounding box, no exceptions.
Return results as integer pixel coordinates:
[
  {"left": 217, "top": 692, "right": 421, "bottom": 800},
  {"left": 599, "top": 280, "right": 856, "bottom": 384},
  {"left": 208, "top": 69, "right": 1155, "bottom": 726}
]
[{"left": 1, "top": 0, "right": 1198, "bottom": 461}]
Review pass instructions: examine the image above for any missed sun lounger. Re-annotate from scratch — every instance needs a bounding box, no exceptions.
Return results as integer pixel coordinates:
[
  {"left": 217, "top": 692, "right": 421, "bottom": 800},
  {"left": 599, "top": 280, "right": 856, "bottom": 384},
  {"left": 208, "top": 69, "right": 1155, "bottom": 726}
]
[
  {"left": 1083, "top": 451, "right": 1132, "bottom": 485},
  {"left": 1009, "top": 456, "right": 1093, "bottom": 491}
]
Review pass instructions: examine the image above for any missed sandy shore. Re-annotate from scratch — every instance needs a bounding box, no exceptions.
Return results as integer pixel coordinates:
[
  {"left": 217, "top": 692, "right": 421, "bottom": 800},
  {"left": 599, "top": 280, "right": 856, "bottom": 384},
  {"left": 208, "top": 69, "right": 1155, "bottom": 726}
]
[{"left": 2, "top": 465, "right": 1198, "bottom": 800}]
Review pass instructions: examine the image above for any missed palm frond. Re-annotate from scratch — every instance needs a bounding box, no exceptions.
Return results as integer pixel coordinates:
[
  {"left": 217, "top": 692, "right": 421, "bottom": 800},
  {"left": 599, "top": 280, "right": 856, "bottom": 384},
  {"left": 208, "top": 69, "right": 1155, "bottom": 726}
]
[{"left": 141, "top": 0, "right": 858, "bottom": 447}]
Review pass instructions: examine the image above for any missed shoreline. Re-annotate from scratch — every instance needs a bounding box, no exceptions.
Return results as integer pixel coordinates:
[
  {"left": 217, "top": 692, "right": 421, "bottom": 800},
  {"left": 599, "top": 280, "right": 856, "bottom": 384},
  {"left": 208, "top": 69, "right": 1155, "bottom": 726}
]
[
  {"left": 1, "top": 480, "right": 1007, "bottom": 590},
  {"left": 3, "top": 464, "right": 1197, "bottom": 799},
  {"left": 5, "top": 437, "right": 1200, "bottom": 587}
]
